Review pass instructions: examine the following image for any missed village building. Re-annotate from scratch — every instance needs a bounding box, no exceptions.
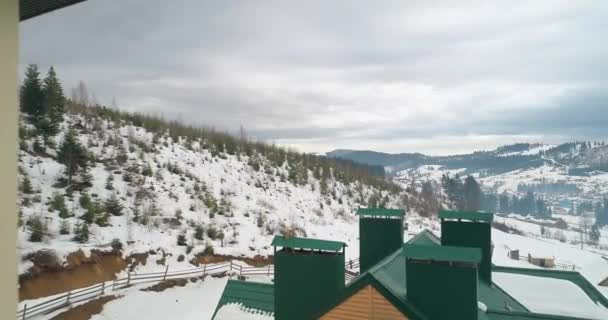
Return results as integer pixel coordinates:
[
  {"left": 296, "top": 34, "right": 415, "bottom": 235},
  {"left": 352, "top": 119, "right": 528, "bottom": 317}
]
[{"left": 213, "top": 209, "right": 608, "bottom": 320}]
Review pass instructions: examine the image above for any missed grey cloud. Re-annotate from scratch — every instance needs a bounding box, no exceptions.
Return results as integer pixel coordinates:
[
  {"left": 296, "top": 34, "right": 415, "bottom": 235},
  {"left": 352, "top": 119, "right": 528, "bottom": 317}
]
[{"left": 19, "top": 0, "right": 608, "bottom": 154}]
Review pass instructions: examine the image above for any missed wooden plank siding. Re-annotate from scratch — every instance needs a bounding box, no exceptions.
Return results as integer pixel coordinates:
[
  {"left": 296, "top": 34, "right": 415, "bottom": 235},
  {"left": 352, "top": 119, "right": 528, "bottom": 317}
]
[{"left": 320, "top": 285, "right": 408, "bottom": 320}]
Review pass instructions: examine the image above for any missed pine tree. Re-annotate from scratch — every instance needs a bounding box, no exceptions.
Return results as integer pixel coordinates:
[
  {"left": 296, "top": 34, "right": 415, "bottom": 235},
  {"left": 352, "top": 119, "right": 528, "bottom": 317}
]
[
  {"left": 73, "top": 222, "right": 89, "bottom": 243},
  {"left": 20, "top": 175, "right": 34, "bottom": 194},
  {"left": 42, "top": 66, "right": 65, "bottom": 130},
  {"left": 20, "top": 64, "right": 44, "bottom": 121},
  {"left": 105, "top": 174, "right": 114, "bottom": 190},
  {"left": 57, "top": 129, "right": 88, "bottom": 186},
  {"left": 105, "top": 194, "right": 124, "bottom": 216},
  {"left": 49, "top": 192, "right": 68, "bottom": 218},
  {"left": 28, "top": 216, "right": 44, "bottom": 242}
]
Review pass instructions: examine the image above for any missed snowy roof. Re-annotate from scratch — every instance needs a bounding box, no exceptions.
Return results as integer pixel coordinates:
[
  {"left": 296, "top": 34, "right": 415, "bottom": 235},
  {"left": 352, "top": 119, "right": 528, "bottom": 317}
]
[
  {"left": 271, "top": 235, "right": 346, "bottom": 252},
  {"left": 357, "top": 208, "right": 405, "bottom": 218},
  {"left": 214, "top": 303, "right": 274, "bottom": 320},
  {"left": 440, "top": 210, "right": 494, "bottom": 223},
  {"left": 213, "top": 280, "right": 274, "bottom": 319}
]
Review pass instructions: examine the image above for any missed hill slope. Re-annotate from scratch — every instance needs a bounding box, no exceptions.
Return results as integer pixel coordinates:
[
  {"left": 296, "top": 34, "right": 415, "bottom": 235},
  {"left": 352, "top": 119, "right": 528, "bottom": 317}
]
[{"left": 17, "top": 107, "right": 430, "bottom": 275}]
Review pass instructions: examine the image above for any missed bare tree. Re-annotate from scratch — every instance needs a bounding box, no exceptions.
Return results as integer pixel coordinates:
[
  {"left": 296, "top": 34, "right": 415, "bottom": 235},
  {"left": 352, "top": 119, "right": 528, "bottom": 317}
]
[
  {"left": 71, "top": 81, "right": 90, "bottom": 106},
  {"left": 239, "top": 125, "right": 247, "bottom": 141}
]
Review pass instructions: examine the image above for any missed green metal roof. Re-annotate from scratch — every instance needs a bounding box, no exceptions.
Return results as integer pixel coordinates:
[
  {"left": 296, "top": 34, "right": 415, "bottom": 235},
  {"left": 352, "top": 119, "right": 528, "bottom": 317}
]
[
  {"left": 313, "top": 229, "right": 531, "bottom": 319},
  {"left": 271, "top": 235, "right": 345, "bottom": 252},
  {"left": 406, "top": 230, "right": 441, "bottom": 246},
  {"left": 212, "top": 280, "right": 274, "bottom": 319},
  {"left": 218, "top": 229, "right": 599, "bottom": 320},
  {"left": 439, "top": 210, "right": 494, "bottom": 223},
  {"left": 357, "top": 208, "right": 405, "bottom": 217},
  {"left": 403, "top": 244, "right": 482, "bottom": 264},
  {"left": 20, "top": 0, "right": 87, "bottom": 21}
]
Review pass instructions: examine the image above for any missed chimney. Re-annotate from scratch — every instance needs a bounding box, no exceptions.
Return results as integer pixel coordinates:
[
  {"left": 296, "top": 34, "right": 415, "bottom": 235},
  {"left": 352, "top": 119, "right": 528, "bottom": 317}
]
[
  {"left": 357, "top": 208, "right": 405, "bottom": 273},
  {"left": 439, "top": 210, "right": 494, "bottom": 283},
  {"left": 271, "top": 235, "right": 346, "bottom": 320},
  {"left": 405, "top": 244, "right": 482, "bottom": 320}
]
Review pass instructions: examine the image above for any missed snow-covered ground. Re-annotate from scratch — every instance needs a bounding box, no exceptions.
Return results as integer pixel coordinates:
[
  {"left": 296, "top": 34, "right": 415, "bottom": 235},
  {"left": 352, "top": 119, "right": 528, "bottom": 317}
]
[
  {"left": 18, "top": 113, "right": 414, "bottom": 275},
  {"left": 22, "top": 219, "right": 608, "bottom": 320}
]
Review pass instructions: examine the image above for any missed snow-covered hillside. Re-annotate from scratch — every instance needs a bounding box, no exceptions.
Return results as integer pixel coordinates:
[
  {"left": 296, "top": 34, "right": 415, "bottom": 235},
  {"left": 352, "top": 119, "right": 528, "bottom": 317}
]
[
  {"left": 17, "top": 111, "right": 422, "bottom": 275},
  {"left": 479, "top": 164, "right": 608, "bottom": 198}
]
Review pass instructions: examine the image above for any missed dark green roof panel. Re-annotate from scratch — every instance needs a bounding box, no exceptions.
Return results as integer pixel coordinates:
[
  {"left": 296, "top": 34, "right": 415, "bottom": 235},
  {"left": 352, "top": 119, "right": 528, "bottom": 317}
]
[
  {"left": 403, "top": 244, "right": 482, "bottom": 263},
  {"left": 271, "top": 235, "right": 345, "bottom": 252},
  {"left": 439, "top": 210, "right": 494, "bottom": 223},
  {"left": 357, "top": 208, "right": 405, "bottom": 217}
]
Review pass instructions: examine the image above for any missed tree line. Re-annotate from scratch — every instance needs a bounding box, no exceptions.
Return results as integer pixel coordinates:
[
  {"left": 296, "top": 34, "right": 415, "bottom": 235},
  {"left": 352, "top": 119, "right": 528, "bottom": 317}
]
[{"left": 441, "top": 174, "right": 552, "bottom": 218}]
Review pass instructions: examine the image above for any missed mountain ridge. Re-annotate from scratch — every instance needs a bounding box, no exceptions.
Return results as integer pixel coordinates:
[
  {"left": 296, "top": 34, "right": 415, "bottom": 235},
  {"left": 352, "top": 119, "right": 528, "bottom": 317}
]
[{"left": 327, "top": 142, "right": 608, "bottom": 177}]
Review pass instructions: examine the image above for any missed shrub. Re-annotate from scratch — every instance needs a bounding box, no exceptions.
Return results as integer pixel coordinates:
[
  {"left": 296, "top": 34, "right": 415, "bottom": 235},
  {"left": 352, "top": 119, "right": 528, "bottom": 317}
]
[
  {"left": 177, "top": 233, "right": 187, "bottom": 246},
  {"left": 142, "top": 164, "right": 153, "bottom": 177},
  {"left": 59, "top": 220, "right": 70, "bottom": 235},
  {"left": 111, "top": 238, "right": 123, "bottom": 251},
  {"left": 177, "top": 254, "right": 185, "bottom": 262},
  {"left": 95, "top": 212, "right": 110, "bottom": 227},
  {"left": 28, "top": 216, "right": 44, "bottom": 242},
  {"left": 203, "top": 244, "right": 214, "bottom": 255},
  {"left": 194, "top": 225, "right": 204, "bottom": 240},
  {"left": 206, "top": 226, "right": 219, "bottom": 240}
]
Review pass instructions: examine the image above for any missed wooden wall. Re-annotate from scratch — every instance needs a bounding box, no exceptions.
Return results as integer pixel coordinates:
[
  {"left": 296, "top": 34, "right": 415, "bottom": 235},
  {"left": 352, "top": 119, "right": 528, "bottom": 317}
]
[{"left": 320, "top": 285, "right": 408, "bottom": 320}]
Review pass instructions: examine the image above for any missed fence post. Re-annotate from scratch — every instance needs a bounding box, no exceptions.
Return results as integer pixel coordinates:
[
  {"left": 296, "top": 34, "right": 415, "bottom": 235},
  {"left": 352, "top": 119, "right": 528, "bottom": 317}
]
[
  {"left": 239, "top": 264, "right": 242, "bottom": 277},
  {"left": 203, "top": 263, "right": 207, "bottom": 277},
  {"left": 267, "top": 265, "right": 270, "bottom": 276},
  {"left": 112, "top": 279, "right": 116, "bottom": 291},
  {"left": 230, "top": 260, "right": 233, "bottom": 271},
  {"left": 66, "top": 290, "right": 71, "bottom": 306},
  {"left": 126, "top": 272, "right": 131, "bottom": 287},
  {"left": 163, "top": 264, "right": 169, "bottom": 281},
  {"left": 21, "top": 304, "right": 27, "bottom": 320},
  {"left": 101, "top": 281, "right": 105, "bottom": 296}
]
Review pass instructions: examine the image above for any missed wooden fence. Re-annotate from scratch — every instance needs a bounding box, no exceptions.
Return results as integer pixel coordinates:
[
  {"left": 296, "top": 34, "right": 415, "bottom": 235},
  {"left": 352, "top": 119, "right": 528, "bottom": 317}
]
[
  {"left": 17, "top": 258, "right": 360, "bottom": 320},
  {"left": 507, "top": 250, "right": 580, "bottom": 271}
]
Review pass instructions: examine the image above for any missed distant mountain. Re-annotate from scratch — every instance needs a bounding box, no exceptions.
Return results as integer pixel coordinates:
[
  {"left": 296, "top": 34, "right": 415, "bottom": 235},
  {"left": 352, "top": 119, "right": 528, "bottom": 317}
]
[{"left": 327, "top": 142, "right": 608, "bottom": 177}]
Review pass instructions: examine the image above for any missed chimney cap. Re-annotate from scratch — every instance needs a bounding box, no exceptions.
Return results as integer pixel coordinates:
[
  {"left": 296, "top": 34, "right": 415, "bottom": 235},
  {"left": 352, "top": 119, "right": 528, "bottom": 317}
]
[
  {"left": 271, "top": 235, "right": 346, "bottom": 252},
  {"left": 357, "top": 208, "right": 405, "bottom": 218},
  {"left": 439, "top": 210, "right": 493, "bottom": 223},
  {"left": 403, "top": 244, "right": 482, "bottom": 264}
]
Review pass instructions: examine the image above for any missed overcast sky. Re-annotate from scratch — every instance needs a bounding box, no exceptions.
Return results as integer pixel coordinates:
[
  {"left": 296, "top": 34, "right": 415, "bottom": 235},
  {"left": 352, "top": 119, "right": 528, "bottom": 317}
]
[{"left": 20, "top": 1, "right": 608, "bottom": 155}]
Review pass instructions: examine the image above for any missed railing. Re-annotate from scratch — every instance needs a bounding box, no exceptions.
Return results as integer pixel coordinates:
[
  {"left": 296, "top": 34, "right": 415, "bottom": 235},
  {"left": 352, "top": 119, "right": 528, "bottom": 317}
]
[
  {"left": 16, "top": 261, "right": 271, "bottom": 320},
  {"left": 17, "top": 257, "right": 359, "bottom": 320}
]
